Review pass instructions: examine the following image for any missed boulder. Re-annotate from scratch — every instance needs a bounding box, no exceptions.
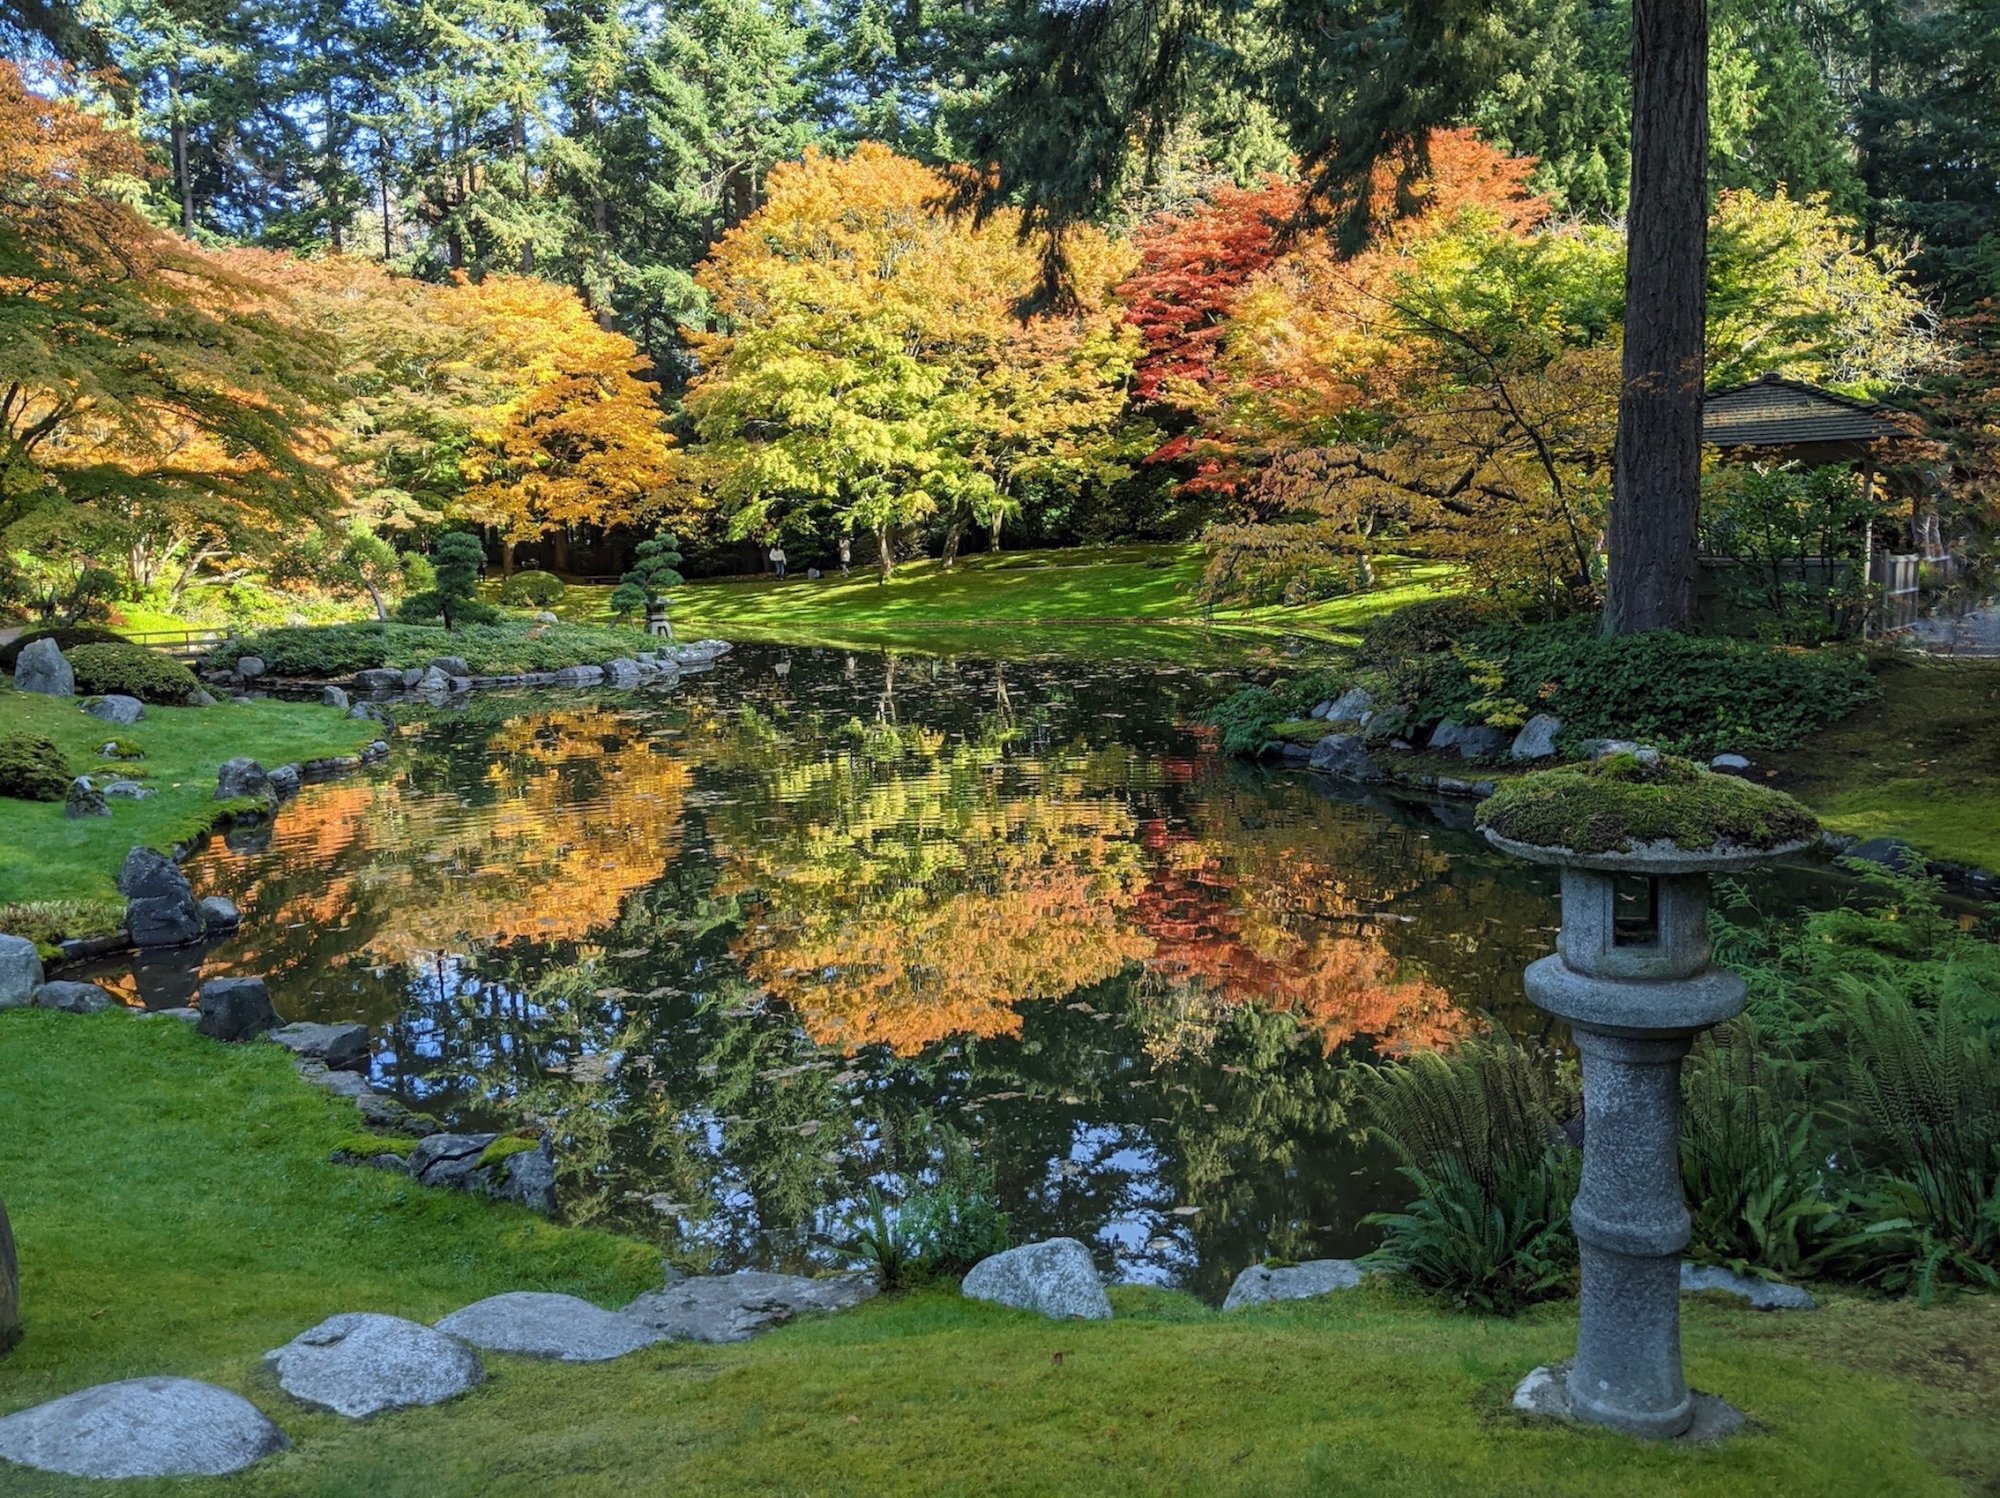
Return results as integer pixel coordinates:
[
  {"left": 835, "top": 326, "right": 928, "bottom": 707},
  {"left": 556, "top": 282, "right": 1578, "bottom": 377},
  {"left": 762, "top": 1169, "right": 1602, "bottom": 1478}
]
[
  {"left": 199, "top": 895, "right": 241, "bottom": 931},
  {"left": 427, "top": 656, "right": 470, "bottom": 677},
  {"left": 1709, "top": 753, "right": 1753, "bottom": 775},
  {"left": 1307, "top": 733, "right": 1381, "bottom": 782},
  {"left": 215, "top": 757, "right": 271, "bottom": 802},
  {"left": 83, "top": 694, "right": 145, "bottom": 725},
  {"left": 622, "top": 1271, "right": 877, "bottom": 1345},
  {"left": 1308, "top": 700, "right": 1333, "bottom": 720},
  {"left": 602, "top": 658, "right": 642, "bottom": 687},
  {"left": 33, "top": 981, "right": 118, "bottom": 1014},
  {"left": 120, "top": 847, "right": 190, "bottom": 901},
  {"left": 0, "top": 935, "right": 45, "bottom": 1009},
  {"left": 1450, "top": 724, "right": 1512, "bottom": 761},
  {"left": 266, "top": 1313, "right": 484, "bottom": 1419},
  {"left": 1221, "top": 1259, "right": 1364, "bottom": 1310},
  {"left": 64, "top": 776, "right": 111, "bottom": 819},
  {"left": 235, "top": 656, "right": 266, "bottom": 679},
  {"left": 321, "top": 686, "right": 349, "bottom": 709},
  {"left": 354, "top": 669, "right": 404, "bottom": 692},
  {"left": 485, "top": 1139, "right": 558, "bottom": 1214},
  {"left": 1678, "top": 1263, "right": 1816, "bottom": 1311},
  {"left": 127, "top": 893, "right": 206, "bottom": 949},
  {"left": 1578, "top": 737, "right": 1642, "bottom": 760},
  {"left": 266, "top": 763, "right": 302, "bottom": 800},
  {"left": 960, "top": 1238, "right": 1111, "bottom": 1320},
  {"left": 1360, "top": 703, "right": 1413, "bottom": 745},
  {"left": 1509, "top": 713, "right": 1562, "bottom": 761},
  {"left": 144, "top": 1007, "right": 201, "bottom": 1024},
  {"left": 1325, "top": 686, "right": 1374, "bottom": 724},
  {"left": 268, "top": 1021, "right": 370, "bottom": 1073},
  {"left": 436, "top": 1292, "right": 668, "bottom": 1363},
  {"left": 0, "top": 1377, "right": 286, "bottom": 1479},
  {"left": 13, "top": 638, "right": 74, "bottom": 697},
  {"left": 196, "top": 975, "right": 278, "bottom": 1042},
  {"left": 552, "top": 664, "right": 605, "bottom": 687},
  {"left": 360, "top": 739, "right": 390, "bottom": 763},
  {"left": 186, "top": 688, "right": 219, "bottom": 707},
  {"left": 409, "top": 1132, "right": 501, "bottom": 1191},
  {"left": 1426, "top": 720, "right": 1467, "bottom": 753},
  {"left": 103, "top": 779, "right": 151, "bottom": 800}
]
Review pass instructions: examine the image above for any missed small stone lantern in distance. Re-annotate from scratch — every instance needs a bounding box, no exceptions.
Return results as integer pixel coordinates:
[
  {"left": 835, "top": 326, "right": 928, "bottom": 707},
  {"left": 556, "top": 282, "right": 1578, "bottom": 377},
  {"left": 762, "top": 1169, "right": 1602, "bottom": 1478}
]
[{"left": 1476, "top": 750, "right": 1819, "bottom": 1439}]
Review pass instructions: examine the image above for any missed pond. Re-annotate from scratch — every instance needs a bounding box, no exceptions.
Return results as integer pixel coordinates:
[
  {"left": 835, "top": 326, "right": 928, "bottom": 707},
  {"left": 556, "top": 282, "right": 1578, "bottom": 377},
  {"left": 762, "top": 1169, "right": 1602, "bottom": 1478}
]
[{"left": 112, "top": 646, "right": 1591, "bottom": 1301}]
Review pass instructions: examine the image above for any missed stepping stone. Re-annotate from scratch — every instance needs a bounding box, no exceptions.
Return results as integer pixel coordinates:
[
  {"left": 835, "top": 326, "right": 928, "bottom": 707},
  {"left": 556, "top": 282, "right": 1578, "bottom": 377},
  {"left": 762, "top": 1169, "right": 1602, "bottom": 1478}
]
[
  {"left": 268, "top": 1021, "right": 370, "bottom": 1073},
  {"left": 622, "top": 1270, "right": 878, "bottom": 1344},
  {"left": 1679, "top": 1263, "right": 1817, "bottom": 1311},
  {"left": 1221, "top": 1259, "right": 1364, "bottom": 1310},
  {"left": 960, "top": 1238, "right": 1112, "bottom": 1321},
  {"left": 436, "top": 1292, "right": 668, "bottom": 1362},
  {"left": 267, "top": 1313, "right": 483, "bottom": 1418},
  {"left": 0, "top": 1377, "right": 286, "bottom": 1478}
]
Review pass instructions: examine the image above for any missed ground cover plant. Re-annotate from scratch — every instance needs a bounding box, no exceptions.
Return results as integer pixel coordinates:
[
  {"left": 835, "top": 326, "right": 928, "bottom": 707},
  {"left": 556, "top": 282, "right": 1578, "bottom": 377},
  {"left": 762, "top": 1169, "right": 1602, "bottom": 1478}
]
[
  {"left": 0, "top": 682, "right": 374, "bottom": 935},
  {"left": 63, "top": 644, "right": 201, "bottom": 705},
  {"left": 212, "top": 621, "right": 655, "bottom": 679},
  {"left": 2, "top": 1011, "right": 1998, "bottom": 1496}
]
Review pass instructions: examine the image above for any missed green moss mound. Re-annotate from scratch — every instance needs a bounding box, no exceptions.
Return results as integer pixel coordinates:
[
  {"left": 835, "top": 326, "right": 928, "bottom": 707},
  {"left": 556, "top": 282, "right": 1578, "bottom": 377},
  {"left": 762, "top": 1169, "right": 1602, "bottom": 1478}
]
[
  {"left": 0, "top": 625, "right": 126, "bottom": 671},
  {"left": 66, "top": 643, "right": 201, "bottom": 705},
  {"left": 0, "top": 734, "right": 71, "bottom": 802},
  {"left": 1475, "top": 752, "right": 1821, "bottom": 855},
  {"left": 497, "top": 569, "right": 567, "bottom": 607}
]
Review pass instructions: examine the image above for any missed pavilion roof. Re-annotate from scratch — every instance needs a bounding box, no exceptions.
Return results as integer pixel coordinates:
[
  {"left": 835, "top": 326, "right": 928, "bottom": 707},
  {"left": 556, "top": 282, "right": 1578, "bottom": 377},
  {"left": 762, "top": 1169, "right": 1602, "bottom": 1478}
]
[{"left": 1702, "top": 373, "right": 1906, "bottom": 451}]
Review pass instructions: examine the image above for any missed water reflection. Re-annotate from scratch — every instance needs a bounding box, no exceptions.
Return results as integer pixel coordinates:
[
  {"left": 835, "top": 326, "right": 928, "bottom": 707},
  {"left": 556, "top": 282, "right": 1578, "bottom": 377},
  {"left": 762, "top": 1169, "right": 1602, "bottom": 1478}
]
[{"left": 151, "top": 647, "right": 1567, "bottom": 1299}]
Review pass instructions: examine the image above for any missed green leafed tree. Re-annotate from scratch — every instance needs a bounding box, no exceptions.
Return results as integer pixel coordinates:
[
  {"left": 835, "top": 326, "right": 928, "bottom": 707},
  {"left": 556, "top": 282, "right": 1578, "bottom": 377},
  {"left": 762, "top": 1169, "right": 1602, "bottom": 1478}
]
[
  {"left": 397, "top": 530, "right": 496, "bottom": 629},
  {"left": 610, "top": 531, "right": 685, "bottom": 636}
]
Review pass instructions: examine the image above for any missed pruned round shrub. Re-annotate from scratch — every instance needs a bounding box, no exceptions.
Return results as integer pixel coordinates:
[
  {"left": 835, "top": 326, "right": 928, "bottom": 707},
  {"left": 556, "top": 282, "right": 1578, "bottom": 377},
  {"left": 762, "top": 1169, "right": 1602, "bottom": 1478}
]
[
  {"left": 497, "top": 569, "right": 567, "bottom": 607},
  {"left": 0, "top": 626, "right": 125, "bottom": 671},
  {"left": 0, "top": 734, "right": 71, "bottom": 802},
  {"left": 65, "top": 644, "right": 201, "bottom": 705}
]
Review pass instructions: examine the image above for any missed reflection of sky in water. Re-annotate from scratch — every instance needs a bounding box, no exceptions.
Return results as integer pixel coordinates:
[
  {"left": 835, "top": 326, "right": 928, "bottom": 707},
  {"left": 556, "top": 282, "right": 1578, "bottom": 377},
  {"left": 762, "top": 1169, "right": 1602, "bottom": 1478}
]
[{"left": 86, "top": 645, "right": 1608, "bottom": 1299}]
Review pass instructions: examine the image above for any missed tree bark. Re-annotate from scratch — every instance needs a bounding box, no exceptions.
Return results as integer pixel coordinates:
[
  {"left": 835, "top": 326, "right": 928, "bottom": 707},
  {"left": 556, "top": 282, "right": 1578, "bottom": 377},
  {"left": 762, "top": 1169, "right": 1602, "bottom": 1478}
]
[
  {"left": 1603, "top": 0, "right": 1708, "bottom": 637},
  {"left": 500, "top": 538, "right": 516, "bottom": 577},
  {"left": 875, "top": 523, "right": 894, "bottom": 581},
  {"left": 1, "top": 1195, "right": 20, "bottom": 1355},
  {"left": 941, "top": 512, "right": 967, "bottom": 569}
]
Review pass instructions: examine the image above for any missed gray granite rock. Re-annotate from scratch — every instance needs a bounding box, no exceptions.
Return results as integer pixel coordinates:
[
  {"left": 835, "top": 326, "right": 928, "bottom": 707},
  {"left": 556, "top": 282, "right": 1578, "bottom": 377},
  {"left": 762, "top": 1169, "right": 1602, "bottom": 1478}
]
[
  {"left": 437, "top": 1292, "right": 668, "bottom": 1362},
  {"left": 196, "top": 975, "right": 278, "bottom": 1041},
  {"left": 200, "top": 895, "right": 241, "bottom": 930},
  {"left": 354, "top": 669, "right": 404, "bottom": 692},
  {"left": 1512, "top": 1362, "right": 1746, "bottom": 1444},
  {"left": 1450, "top": 724, "right": 1511, "bottom": 761},
  {"left": 266, "top": 1313, "right": 484, "bottom": 1418},
  {"left": 622, "top": 1271, "right": 878, "bottom": 1344},
  {"left": 64, "top": 776, "right": 111, "bottom": 819},
  {"left": 1360, "top": 703, "right": 1413, "bottom": 745},
  {"left": 960, "top": 1238, "right": 1111, "bottom": 1320},
  {"left": 103, "top": 778, "right": 151, "bottom": 800},
  {"left": 552, "top": 664, "right": 605, "bottom": 687},
  {"left": 321, "top": 685, "right": 350, "bottom": 709},
  {"left": 485, "top": 1139, "right": 557, "bottom": 1214},
  {"left": 266, "top": 763, "right": 302, "bottom": 800},
  {"left": 409, "top": 1132, "right": 500, "bottom": 1191},
  {"left": 144, "top": 1006, "right": 201, "bottom": 1023},
  {"left": 83, "top": 694, "right": 145, "bottom": 725},
  {"left": 1579, "top": 737, "right": 1642, "bottom": 760},
  {"left": 428, "top": 656, "right": 470, "bottom": 677},
  {"left": 1221, "top": 1258, "right": 1364, "bottom": 1310},
  {"left": 268, "top": 1021, "right": 370, "bottom": 1073},
  {"left": 1307, "top": 733, "right": 1381, "bottom": 782},
  {"left": 1426, "top": 719, "right": 1467, "bottom": 753},
  {"left": 1678, "top": 1263, "right": 1816, "bottom": 1311},
  {"left": 1325, "top": 686, "right": 1374, "bottom": 724},
  {"left": 602, "top": 657, "right": 642, "bottom": 686},
  {"left": 0, "top": 935, "right": 45, "bottom": 1009},
  {"left": 127, "top": 893, "right": 206, "bottom": 949},
  {"left": 236, "top": 656, "right": 266, "bottom": 679},
  {"left": 215, "top": 757, "right": 271, "bottom": 802},
  {"left": 119, "top": 847, "right": 188, "bottom": 901},
  {"left": 0, "top": 1376, "right": 286, "bottom": 1478},
  {"left": 13, "top": 638, "right": 74, "bottom": 697},
  {"left": 33, "top": 981, "right": 118, "bottom": 1014},
  {"left": 1308, "top": 700, "right": 1333, "bottom": 720},
  {"left": 1708, "top": 753, "right": 1752, "bottom": 774},
  {"left": 186, "top": 688, "right": 219, "bottom": 707},
  {"left": 1510, "top": 713, "right": 1562, "bottom": 761}
]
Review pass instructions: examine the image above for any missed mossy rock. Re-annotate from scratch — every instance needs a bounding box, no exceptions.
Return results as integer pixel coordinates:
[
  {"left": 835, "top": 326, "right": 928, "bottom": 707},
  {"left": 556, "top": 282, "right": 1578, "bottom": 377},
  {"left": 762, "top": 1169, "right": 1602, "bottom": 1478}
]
[
  {"left": 331, "top": 1133, "right": 420, "bottom": 1160},
  {"left": 476, "top": 1133, "right": 542, "bottom": 1169},
  {"left": 1474, "top": 751, "right": 1819, "bottom": 860}
]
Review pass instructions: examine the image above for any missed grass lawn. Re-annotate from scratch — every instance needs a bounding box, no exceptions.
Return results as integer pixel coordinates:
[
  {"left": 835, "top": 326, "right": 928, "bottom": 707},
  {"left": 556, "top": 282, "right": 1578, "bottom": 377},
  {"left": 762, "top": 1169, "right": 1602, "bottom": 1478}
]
[
  {"left": 2, "top": 1011, "right": 1996, "bottom": 1496},
  {"left": 0, "top": 683, "right": 376, "bottom": 934},
  {"left": 531, "top": 546, "right": 1458, "bottom": 662},
  {"left": 1763, "top": 652, "right": 2000, "bottom": 873}
]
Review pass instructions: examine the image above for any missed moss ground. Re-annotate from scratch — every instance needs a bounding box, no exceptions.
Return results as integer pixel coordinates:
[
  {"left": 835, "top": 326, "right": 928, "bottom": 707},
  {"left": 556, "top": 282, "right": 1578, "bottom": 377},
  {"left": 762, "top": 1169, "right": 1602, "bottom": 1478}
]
[
  {"left": 0, "top": 682, "right": 376, "bottom": 931},
  {"left": 529, "top": 546, "right": 1458, "bottom": 663},
  {"left": 1, "top": 1011, "right": 1995, "bottom": 1497},
  {"left": 1762, "top": 653, "right": 2000, "bottom": 872}
]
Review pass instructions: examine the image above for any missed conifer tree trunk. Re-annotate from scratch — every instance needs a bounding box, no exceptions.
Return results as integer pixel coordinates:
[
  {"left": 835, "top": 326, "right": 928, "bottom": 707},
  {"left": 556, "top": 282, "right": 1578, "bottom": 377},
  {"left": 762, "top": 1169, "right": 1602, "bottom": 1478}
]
[
  {"left": 1, "top": 1196, "right": 20, "bottom": 1354},
  {"left": 1603, "top": 0, "right": 1709, "bottom": 636}
]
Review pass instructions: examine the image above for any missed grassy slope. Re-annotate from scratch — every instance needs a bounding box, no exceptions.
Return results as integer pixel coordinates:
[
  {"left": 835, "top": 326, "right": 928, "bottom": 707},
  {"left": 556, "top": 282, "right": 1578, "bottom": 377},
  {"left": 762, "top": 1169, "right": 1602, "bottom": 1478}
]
[
  {"left": 0, "top": 683, "right": 376, "bottom": 921},
  {"left": 538, "top": 546, "right": 1457, "bottom": 662},
  {"left": 2, "top": 1012, "right": 1996, "bottom": 1497},
  {"left": 1763, "top": 653, "right": 2000, "bottom": 872}
]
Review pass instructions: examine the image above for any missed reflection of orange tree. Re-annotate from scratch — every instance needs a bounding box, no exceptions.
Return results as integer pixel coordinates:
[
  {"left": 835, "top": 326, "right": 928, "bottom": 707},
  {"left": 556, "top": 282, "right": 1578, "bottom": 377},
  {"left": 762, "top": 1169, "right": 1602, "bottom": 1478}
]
[
  {"left": 717, "top": 744, "right": 1155, "bottom": 1055},
  {"left": 1134, "top": 778, "right": 1469, "bottom": 1056},
  {"left": 201, "top": 707, "right": 691, "bottom": 963}
]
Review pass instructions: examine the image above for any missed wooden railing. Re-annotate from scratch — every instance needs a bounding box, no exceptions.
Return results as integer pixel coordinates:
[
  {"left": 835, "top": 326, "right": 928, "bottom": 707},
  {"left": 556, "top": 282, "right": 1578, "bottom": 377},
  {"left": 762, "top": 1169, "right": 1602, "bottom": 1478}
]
[{"left": 118, "top": 627, "right": 231, "bottom": 662}]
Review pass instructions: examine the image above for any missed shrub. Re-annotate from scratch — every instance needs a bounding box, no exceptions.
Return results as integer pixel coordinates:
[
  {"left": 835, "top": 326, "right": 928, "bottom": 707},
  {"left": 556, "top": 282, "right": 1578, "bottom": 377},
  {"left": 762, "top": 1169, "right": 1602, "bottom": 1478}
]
[
  {"left": 842, "top": 1130, "right": 1011, "bottom": 1289},
  {"left": 399, "top": 533, "right": 498, "bottom": 630},
  {"left": 0, "top": 734, "right": 71, "bottom": 802},
  {"left": 0, "top": 626, "right": 125, "bottom": 671},
  {"left": 212, "top": 624, "right": 391, "bottom": 677},
  {"left": 497, "top": 570, "right": 567, "bottom": 607},
  {"left": 1207, "top": 686, "right": 1288, "bottom": 755},
  {"left": 65, "top": 644, "right": 200, "bottom": 705},
  {"left": 1355, "top": 1036, "right": 1581, "bottom": 1314}
]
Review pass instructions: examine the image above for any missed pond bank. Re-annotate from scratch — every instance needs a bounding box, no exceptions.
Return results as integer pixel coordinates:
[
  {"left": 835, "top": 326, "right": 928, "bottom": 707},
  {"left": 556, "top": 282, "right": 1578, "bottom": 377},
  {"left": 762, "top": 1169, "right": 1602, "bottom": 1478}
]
[{"left": 0, "top": 1011, "right": 1994, "bottom": 1495}]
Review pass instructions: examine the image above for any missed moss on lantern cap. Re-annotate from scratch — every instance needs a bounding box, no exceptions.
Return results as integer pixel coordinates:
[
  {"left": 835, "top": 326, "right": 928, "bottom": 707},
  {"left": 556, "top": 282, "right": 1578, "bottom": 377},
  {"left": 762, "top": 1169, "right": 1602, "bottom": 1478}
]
[{"left": 1474, "top": 750, "right": 1819, "bottom": 857}]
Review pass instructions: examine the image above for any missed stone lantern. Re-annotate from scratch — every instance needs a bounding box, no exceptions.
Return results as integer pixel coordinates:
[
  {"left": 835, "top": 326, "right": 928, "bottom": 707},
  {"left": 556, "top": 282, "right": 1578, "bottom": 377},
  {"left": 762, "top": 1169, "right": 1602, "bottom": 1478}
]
[{"left": 1476, "top": 752, "right": 1817, "bottom": 1440}]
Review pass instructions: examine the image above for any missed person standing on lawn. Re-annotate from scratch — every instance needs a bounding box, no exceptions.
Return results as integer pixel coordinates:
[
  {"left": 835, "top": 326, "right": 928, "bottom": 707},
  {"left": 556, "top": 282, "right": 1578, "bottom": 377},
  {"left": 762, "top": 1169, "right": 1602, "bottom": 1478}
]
[
  {"left": 837, "top": 536, "right": 851, "bottom": 576},
  {"left": 769, "top": 541, "right": 787, "bottom": 580}
]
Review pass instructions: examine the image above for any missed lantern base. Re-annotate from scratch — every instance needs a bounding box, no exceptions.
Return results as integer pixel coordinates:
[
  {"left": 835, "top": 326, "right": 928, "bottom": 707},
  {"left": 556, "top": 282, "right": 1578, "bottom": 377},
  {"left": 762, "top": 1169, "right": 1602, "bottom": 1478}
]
[{"left": 1512, "top": 1363, "right": 1747, "bottom": 1444}]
